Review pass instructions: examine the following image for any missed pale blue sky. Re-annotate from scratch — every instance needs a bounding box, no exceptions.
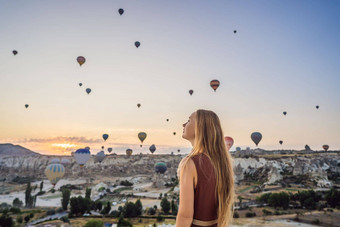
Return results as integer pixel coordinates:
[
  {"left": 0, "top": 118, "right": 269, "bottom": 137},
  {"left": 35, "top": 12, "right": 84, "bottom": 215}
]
[{"left": 0, "top": 0, "right": 339, "bottom": 155}]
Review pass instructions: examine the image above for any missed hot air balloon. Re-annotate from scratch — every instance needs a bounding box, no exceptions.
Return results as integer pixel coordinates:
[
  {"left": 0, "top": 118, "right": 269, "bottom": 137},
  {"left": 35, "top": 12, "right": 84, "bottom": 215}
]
[
  {"left": 283, "top": 111, "right": 287, "bottom": 116},
  {"left": 316, "top": 105, "right": 319, "bottom": 109},
  {"left": 138, "top": 132, "right": 147, "bottom": 147},
  {"left": 177, "top": 149, "right": 180, "bottom": 152},
  {"left": 234, "top": 30, "right": 237, "bottom": 34},
  {"left": 236, "top": 147, "right": 241, "bottom": 152},
  {"left": 96, "top": 151, "right": 106, "bottom": 163},
  {"left": 101, "top": 146, "right": 105, "bottom": 150},
  {"left": 224, "top": 137, "right": 234, "bottom": 150},
  {"left": 166, "top": 119, "right": 169, "bottom": 122},
  {"left": 12, "top": 50, "right": 18, "bottom": 55},
  {"left": 61, "top": 158, "right": 71, "bottom": 165},
  {"left": 149, "top": 144, "right": 156, "bottom": 154},
  {"left": 86, "top": 88, "right": 91, "bottom": 94},
  {"left": 118, "top": 8, "right": 124, "bottom": 15},
  {"left": 102, "top": 134, "right": 109, "bottom": 141},
  {"left": 155, "top": 162, "right": 167, "bottom": 174},
  {"left": 210, "top": 80, "right": 220, "bottom": 92},
  {"left": 45, "top": 163, "right": 65, "bottom": 187},
  {"left": 25, "top": 104, "right": 29, "bottom": 108},
  {"left": 74, "top": 149, "right": 91, "bottom": 167},
  {"left": 108, "top": 147, "right": 112, "bottom": 153},
  {"left": 137, "top": 103, "right": 141, "bottom": 108},
  {"left": 173, "top": 132, "right": 176, "bottom": 136},
  {"left": 79, "top": 83, "right": 83, "bottom": 87},
  {"left": 322, "top": 145, "right": 329, "bottom": 151},
  {"left": 126, "top": 148, "right": 133, "bottom": 157},
  {"left": 189, "top": 90, "right": 194, "bottom": 96},
  {"left": 77, "top": 56, "right": 86, "bottom": 66},
  {"left": 279, "top": 140, "right": 283, "bottom": 145},
  {"left": 135, "top": 41, "right": 140, "bottom": 48},
  {"left": 50, "top": 158, "right": 60, "bottom": 164},
  {"left": 251, "top": 132, "right": 262, "bottom": 146}
]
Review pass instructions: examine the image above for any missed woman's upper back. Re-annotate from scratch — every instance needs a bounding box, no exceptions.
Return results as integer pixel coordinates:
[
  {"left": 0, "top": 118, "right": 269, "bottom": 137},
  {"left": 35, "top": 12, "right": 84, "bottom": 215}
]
[{"left": 191, "top": 152, "right": 218, "bottom": 226}]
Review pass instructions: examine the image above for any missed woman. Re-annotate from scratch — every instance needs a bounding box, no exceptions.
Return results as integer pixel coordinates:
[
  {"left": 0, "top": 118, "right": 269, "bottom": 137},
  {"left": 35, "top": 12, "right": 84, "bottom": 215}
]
[{"left": 176, "top": 109, "right": 235, "bottom": 227}]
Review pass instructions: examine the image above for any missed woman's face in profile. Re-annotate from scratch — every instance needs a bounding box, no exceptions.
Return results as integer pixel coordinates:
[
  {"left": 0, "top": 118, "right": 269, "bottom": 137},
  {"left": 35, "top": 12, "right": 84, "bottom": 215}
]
[{"left": 182, "top": 112, "right": 196, "bottom": 141}]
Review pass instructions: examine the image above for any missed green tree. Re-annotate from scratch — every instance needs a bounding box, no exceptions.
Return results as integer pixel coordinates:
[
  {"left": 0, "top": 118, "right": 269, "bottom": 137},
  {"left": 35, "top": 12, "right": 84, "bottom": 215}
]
[
  {"left": 40, "top": 181, "right": 44, "bottom": 192},
  {"left": 117, "top": 213, "right": 132, "bottom": 227},
  {"left": 123, "top": 202, "right": 136, "bottom": 217},
  {"left": 25, "top": 182, "right": 33, "bottom": 208},
  {"left": 12, "top": 198, "right": 23, "bottom": 208},
  {"left": 70, "top": 196, "right": 91, "bottom": 216},
  {"left": 135, "top": 199, "right": 143, "bottom": 216},
  {"left": 148, "top": 207, "right": 156, "bottom": 215},
  {"left": 85, "top": 187, "right": 92, "bottom": 200},
  {"left": 101, "top": 201, "right": 111, "bottom": 215},
  {"left": 84, "top": 219, "right": 104, "bottom": 227},
  {"left": 93, "top": 201, "right": 102, "bottom": 211},
  {"left": 268, "top": 192, "right": 290, "bottom": 209},
  {"left": 325, "top": 188, "right": 340, "bottom": 208},
  {"left": 171, "top": 199, "right": 178, "bottom": 215},
  {"left": 61, "top": 189, "right": 71, "bottom": 210},
  {"left": 161, "top": 198, "right": 171, "bottom": 214}
]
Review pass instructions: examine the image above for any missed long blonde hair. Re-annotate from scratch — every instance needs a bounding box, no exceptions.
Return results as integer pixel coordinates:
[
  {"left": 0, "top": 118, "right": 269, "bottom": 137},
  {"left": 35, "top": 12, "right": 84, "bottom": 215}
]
[{"left": 177, "top": 109, "right": 235, "bottom": 226}]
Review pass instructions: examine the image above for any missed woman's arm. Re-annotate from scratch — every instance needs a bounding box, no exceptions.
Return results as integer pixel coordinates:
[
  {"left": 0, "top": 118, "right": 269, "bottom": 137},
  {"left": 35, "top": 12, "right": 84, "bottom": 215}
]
[{"left": 176, "top": 158, "right": 196, "bottom": 227}]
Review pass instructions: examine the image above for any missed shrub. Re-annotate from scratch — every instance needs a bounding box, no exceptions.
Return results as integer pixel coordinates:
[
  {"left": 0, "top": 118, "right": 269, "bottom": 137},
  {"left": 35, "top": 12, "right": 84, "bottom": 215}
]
[
  {"left": 24, "top": 215, "right": 30, "bottom": 223},
  {"left": 245, "top": 212, "right": 256, "bottom": 217},
  {"left": 117, "top": 213, "right": 132, "bottom": 227},
  {"left": 148, "top": 207, "right": 156, "bottom": 215},
  {"left": 157, "top": 214, "right": 164, "bottom": 221},
  {"left": 262, "top": 209, "right": 272, "bottom": 216},
  {"left": 110, "top": 210, "right": 120, "bottom": 217},
  {"left": 57, "top": 207, "right": 64, "bottom": 213},
  {"left": 12, "top": 198, "right": 23, "bottom": 208},
  {"left": 0, "top": 214, "right": 13, "bottom": 226},
  {"left": 312, "top": 219, "right": 320, "bottom": 225},
  {"left": 60, "top": 215, "right": 69, "bottom": 223},
  {"left": 16, "top": 215, "right": 23, "bottom": 223},
  {"left": 84, "top": 219, "right": 104, "bottom": 227},
  {"left": 46, "top": 209, "right": 56, "bottom": 215},
  {"left": 120, "top": 180, "right": 133, "bottom": 186},
  {"left": 9, "top": 207, "right": 21, "bottom": 214}
]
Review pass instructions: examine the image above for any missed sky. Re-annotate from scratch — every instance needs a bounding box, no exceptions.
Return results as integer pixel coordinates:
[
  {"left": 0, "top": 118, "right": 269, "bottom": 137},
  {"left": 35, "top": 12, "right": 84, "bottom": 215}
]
[{"left": 0, "top": 0, "right": 339, "bottom": 155}]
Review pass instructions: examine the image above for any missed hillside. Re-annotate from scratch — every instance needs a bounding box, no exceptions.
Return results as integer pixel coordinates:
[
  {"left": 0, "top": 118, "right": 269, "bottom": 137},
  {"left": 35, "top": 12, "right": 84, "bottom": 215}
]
[{"left": 0, "top": 143, "right": 40, "bottom": 156}]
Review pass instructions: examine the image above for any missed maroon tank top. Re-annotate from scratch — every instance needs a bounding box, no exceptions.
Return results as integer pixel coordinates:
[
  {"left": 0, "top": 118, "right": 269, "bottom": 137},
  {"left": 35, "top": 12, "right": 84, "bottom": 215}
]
[{"left": 191, "top": 153, "right": 218, "bottom": 227}]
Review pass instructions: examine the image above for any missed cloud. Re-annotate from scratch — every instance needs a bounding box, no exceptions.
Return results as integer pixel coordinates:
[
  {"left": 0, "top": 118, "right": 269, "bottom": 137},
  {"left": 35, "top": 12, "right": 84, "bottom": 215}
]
[{"left": 14, "top": 136, "right": 103, "bottom": 144}]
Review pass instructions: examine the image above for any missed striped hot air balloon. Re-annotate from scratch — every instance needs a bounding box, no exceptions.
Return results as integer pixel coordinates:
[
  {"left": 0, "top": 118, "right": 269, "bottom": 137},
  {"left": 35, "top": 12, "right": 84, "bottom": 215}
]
[
  {"left": 210, "top": 80, "right": 220, "bottom": 92},
  {"left": 44, "top": 163, "right": 65, "bottom": 187}
]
